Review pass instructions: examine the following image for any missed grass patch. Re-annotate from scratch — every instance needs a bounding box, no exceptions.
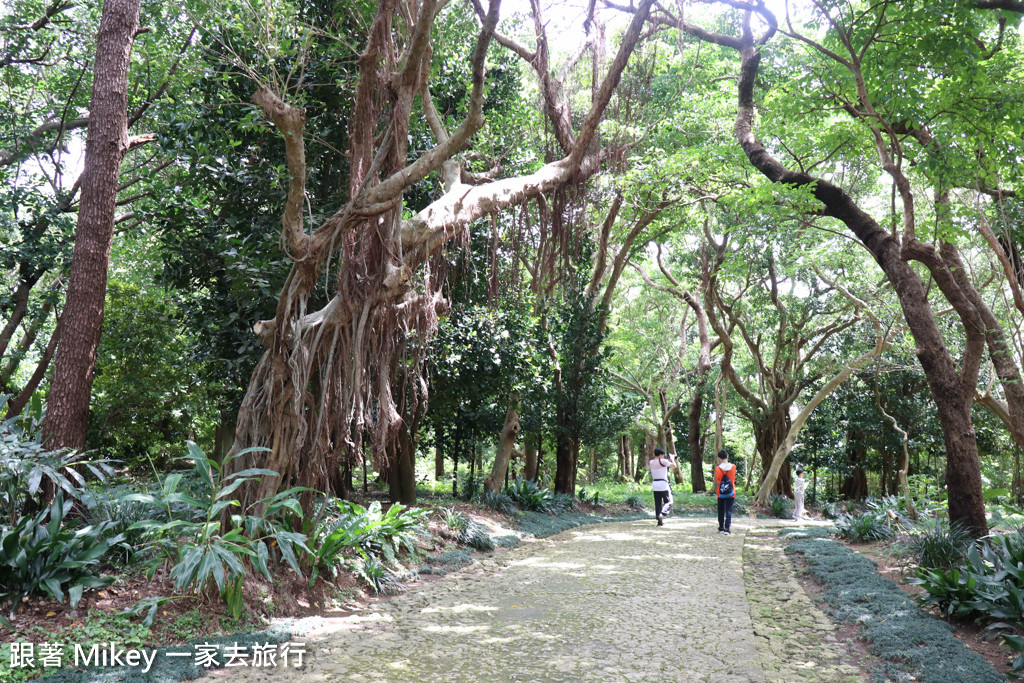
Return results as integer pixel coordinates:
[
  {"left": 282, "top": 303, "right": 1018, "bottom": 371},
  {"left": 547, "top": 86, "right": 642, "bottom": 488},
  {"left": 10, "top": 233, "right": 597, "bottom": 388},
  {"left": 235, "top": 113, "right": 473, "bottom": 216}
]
[{"left": 781, "top": 527, "right": 1003, "bottom": 683}]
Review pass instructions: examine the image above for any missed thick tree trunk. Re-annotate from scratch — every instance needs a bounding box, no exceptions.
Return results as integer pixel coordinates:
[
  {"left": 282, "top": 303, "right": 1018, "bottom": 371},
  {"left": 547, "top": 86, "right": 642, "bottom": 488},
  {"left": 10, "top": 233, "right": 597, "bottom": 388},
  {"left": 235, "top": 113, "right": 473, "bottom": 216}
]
[
  {"left": 753, "top": 413, "right": 792, "bottom": 497},
  {"left": 484, "top": 402, "right": 520, "bottom": 492},
  {"left": 42, "top": 0, "right": 141, "bottom": 451},
  {"left": 725, "top": 30, "right": 987, "bottom": 536},
  {"left": 393, "top": 419, "right": 417, "bottom": 504},
  {"left": 842, "top": 429, "right": 869, "bottom": 499},
  {"left": 212, "top": 411, "right": 235, "bottom": 465},
  {"left": 553, "top": 425, "right": 576, "bottom": 495}
]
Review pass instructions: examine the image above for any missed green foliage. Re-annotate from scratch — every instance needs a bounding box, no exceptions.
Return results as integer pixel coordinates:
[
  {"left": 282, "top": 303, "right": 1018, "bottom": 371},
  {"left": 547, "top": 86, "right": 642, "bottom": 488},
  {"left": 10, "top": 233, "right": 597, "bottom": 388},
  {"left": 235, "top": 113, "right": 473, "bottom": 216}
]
[
  {"left": 833, "top": 510, "right": 895, "bottom": 542},
  {"left": 460, "top": 475, "right": 481, "bottom": 502},
  {"left": 439, "top": 506, "right": 467, "bottom": 531},
  {"left": 547, "top": 493, "right": 578, "bottom": 514},
  {"left": 0, "top": 493, "right": 122, "bottom": 617},
  {"left": 909, "top": 528, "right": 1024, "bottom": 631},
  {"left": 306, "top": 498, "right": 430, "bottom": 586},
  {"left": 1004, "top": 634, "right": 1024, "bottom": 675},
  {"left": 124, "top": 443, "right": 309, "bottom": 619},
  {"left": 88, "top": 281, "right": 217, "bottom": 465},
  {"left": 768, "top": 494, "right": 793, "bottom": 520},
  {"left": 0, "top": 407, "right": 116, "bottom": 524},
  {"left": 624, "top": 493, "right": 646, "bottom": 510},
  {"left": 504, "top": 477, "right": 553, "bottom": 512},
  {"left": 577, "top": 487, "right": 602, "bottom": 507},
  {"left": 909, "top": 564, "right": 988, "bottom": 620},
  {"left": 783, "top": 528, "right": 1003, "bottom": 682},
  {"left": 903, "top": 519, "right": 973, "bottom": 571},
  {"left": 480, "top": 489, "right": 517, "bottom": 515},
  {"left": 352, "top": 555, "right": 404, "bottom": 595}
]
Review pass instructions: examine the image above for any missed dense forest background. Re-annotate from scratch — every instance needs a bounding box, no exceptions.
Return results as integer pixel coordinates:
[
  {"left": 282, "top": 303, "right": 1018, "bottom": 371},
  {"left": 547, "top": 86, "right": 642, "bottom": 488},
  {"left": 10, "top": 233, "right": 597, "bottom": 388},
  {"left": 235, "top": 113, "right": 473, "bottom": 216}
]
[{"left": 3, "top": 0, "right": 1024, "bottom": 552}]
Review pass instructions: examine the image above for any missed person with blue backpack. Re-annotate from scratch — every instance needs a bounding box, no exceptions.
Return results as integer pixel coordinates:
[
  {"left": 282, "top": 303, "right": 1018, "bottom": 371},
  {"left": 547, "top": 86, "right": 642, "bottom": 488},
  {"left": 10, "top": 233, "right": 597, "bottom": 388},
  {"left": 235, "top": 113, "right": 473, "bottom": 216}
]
[{"left": 714, "top": 449, "right": 737, "bottom": 534}]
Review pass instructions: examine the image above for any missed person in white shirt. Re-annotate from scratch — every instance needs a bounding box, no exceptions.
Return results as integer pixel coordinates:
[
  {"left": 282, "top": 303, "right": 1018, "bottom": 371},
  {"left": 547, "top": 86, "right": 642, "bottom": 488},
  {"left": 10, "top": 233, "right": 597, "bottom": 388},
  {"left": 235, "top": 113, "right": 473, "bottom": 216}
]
[
  {"left": 793, "top": 467, "right": 807, "bottom": 521},
  {"left": 649, "top": 447, "right": 680, "bottom": 527}
]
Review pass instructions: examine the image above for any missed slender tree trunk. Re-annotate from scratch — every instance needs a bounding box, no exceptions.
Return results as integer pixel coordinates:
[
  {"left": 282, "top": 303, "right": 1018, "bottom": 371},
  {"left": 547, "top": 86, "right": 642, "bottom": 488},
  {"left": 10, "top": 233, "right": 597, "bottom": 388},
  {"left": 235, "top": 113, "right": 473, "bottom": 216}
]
[
  {"left": 484, "top": 401, "right": 521, "bottom": 492},
  {"left": 0, "top": 277, "right": 36, "bottom": 364},
  {"left": 5, "top": 315, "right": 60, "bottom": 417},
  {"left": 553, "top": 407, "right": 576, "bottom": 494},
  {"left": 688, "top": 383, "right": 707, "bottom": 492},
  {"left": 435, "top": 422, "right": 445, "bottom": 480},
  {"left": 523, "top": 433, "right": 539, "bottom": 482},
  {"left": 1014, "top": 446, "right": 1023, "bottom": 506},
  {"left": 42, "top": 0, "right": 141, "bottom": 451}
]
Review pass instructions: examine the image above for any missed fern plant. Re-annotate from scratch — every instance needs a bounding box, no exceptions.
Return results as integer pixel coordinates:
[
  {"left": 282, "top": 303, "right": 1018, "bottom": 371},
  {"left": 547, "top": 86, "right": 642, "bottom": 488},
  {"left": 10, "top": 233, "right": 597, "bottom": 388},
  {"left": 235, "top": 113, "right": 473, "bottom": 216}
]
[
  {"left": 505, "top": 478, "right": 553, "bottom": 512},
  {"left": 833, "top": 511, "right": 893, "bottom": 542}
]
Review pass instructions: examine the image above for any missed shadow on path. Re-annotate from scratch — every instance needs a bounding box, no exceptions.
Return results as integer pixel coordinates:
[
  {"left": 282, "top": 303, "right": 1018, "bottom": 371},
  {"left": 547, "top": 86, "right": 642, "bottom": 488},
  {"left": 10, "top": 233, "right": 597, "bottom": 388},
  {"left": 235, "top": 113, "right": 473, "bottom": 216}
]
[{"left": 209, "top": 517, "right": 842, "bottom": 682}]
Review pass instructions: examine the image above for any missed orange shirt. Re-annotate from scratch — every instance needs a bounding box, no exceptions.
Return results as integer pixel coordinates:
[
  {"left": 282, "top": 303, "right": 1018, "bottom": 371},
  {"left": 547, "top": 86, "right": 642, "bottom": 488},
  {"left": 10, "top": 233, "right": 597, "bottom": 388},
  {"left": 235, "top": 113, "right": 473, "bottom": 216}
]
[{"left": 714, "top": 462, "right": 736, "bottom": 498}]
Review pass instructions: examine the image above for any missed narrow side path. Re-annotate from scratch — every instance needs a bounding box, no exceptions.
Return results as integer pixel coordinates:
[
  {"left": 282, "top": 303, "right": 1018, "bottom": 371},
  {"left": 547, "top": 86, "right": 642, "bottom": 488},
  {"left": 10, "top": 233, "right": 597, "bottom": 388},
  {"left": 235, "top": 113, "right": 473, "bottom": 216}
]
[
  {"left": 213, "top": 517, "right": 766, "bottom": 682},
  {"left": 743, "top": 527, "right": 868, "bottom": 682}
]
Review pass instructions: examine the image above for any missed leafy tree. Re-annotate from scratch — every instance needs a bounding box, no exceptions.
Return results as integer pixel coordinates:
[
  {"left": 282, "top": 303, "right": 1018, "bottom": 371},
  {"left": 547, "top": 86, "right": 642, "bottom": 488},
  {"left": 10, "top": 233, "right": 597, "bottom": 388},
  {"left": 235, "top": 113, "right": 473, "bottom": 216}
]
[{"left": 88, "top": 279, "right": 216, "bottom": 466}]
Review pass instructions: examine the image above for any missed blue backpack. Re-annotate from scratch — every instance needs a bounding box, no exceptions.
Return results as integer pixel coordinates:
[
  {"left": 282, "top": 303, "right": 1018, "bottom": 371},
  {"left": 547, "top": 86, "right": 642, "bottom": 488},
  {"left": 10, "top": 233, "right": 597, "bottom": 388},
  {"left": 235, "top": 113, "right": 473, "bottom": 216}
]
[{"left": 718, "top": 470, "right": 734, "bottom": 496}]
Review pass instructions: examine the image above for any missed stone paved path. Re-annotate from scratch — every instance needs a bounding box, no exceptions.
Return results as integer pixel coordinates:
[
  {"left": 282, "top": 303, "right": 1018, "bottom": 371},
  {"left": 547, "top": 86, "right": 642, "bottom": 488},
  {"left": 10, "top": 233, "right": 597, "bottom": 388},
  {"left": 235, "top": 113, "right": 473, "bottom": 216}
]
[{"left": 210, "top": 516, "right": 858, "bottom": 683}]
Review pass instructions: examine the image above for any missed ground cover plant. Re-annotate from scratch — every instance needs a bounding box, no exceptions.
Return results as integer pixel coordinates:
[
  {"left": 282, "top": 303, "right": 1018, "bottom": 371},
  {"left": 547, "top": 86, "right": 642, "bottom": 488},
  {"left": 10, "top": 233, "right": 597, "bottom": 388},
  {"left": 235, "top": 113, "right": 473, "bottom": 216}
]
[
  {"left": 909, "top": 527, "right": 1024, "bottom": 674},
  {"left": 783, "top": 527, "right": 1004, "bottom": 682}
]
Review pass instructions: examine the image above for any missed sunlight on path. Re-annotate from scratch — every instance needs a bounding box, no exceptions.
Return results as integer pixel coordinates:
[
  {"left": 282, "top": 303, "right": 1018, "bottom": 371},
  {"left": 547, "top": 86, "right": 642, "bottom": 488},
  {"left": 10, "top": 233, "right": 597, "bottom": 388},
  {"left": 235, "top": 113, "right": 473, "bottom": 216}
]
[{"left": 210, "top": 518, "right": 790, "bottom": 682}]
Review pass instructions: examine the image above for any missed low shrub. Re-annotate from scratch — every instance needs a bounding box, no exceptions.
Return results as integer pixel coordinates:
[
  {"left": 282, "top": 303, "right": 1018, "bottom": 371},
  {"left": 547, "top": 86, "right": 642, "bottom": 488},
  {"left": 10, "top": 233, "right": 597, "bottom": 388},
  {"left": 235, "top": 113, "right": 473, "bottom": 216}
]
[
  {"left": 439, "top": 506, "right": 467, "bottom": 532},
  {"left": 833, "top": 510, "right": 894, "bottom": 542},
  {"left": 0, "top": 492, "right": 123, "bottom": 618},
  {"left": 903, "top": 518, "right": 972, "bottom": 570},
  {"left": 909, "top": 527, "right": 1024, "bottom": 674},
  {"left": 548, "top": 493, "right": 577, "bottom": 514},
  {"left": 480, "top": 489, "right": 517, "bottom": 515},
  {"left": 768, "top": 494, "right": 793, "bottom": 519},
  {"left": 124, "top": 443, "right": 311, "bottom": 620},
  {"left": 624, "top": 493, "right": 645, "bottom": 510},
  {"left": 459, "top": 520, "right": 496, "bottom": 551},
  {"left": 0, "top": 405, "right": 117, "bottom": 524},
  {"left": 505, "top": 477, "right": 553, "bottom": 512},
  {"left": 307, "top": 497, "right": 431, "bottom": 586},
  {"left": 577, "top": 488, "right": 602, "bottom": 507}
]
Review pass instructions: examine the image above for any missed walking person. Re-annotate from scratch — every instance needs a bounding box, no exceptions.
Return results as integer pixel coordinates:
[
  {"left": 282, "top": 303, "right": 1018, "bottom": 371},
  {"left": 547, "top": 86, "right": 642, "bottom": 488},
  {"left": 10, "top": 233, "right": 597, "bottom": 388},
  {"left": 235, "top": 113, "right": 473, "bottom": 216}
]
[
  {"left": 792, "top": 466, "right": 807, "bottom": 521},
  {"left": 649, "top": 447, "right": 680, "bottom": 527},
  {"left": 714, "top": 449, "right": 737, "bottom": 534}
]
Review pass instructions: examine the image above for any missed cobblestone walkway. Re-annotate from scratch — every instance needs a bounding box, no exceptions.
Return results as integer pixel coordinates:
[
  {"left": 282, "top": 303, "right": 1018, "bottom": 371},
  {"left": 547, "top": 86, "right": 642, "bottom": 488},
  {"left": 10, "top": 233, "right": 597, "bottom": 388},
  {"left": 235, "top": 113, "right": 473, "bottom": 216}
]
[
  {"left": 744, "top": 526, "right": 868, "bottom": 682},
  {"left": 211, "top": 516, "right": 857, "bottom": 683}
]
